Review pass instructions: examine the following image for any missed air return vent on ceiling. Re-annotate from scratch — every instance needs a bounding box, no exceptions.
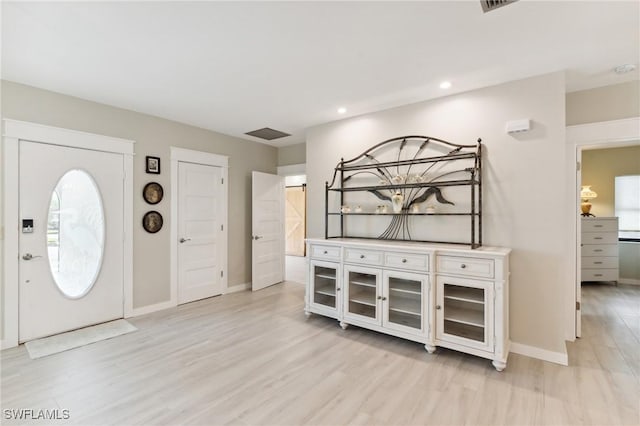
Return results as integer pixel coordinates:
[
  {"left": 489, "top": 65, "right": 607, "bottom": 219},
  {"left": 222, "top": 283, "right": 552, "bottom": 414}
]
[
  {"left": 245, "top": 127, "right": 291, "bottom": 141},
  {"left": 480, "top": 0, "right": 518, "bottom": 13}
]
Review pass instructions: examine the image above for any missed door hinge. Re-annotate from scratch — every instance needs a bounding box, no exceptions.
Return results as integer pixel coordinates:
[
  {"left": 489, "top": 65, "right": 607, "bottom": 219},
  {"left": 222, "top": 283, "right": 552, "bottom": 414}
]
[
  {"left": 221, "top": 224, "right": 223, "bottom": 231},
  {"left": 221, "top": 177, "right": 224, "bottom": 184},
  {"left": 576, "top": 301, "right": 581, "bottom": 310},
  {"left": 221, "top": 270, "right": 224, "bottom": 278},
  {"left": 576, "top": 161, "right": 581, "bottom": 171}
]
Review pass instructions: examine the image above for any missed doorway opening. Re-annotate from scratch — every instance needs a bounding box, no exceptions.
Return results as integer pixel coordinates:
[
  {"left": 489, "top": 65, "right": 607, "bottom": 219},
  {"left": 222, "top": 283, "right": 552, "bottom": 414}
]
[{"left": 576, "top": 140, "right": 640, "bottom": 339}]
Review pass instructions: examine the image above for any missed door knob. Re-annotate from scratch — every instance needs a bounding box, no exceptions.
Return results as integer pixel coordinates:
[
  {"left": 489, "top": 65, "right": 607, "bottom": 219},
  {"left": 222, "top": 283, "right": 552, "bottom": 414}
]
[
  {"left": 253, "top": 236, "right": 263, "bottom": 240},
  {"left": 22, "top": 253, "right": 42, "bottom": 261},
  {"left": 179, "top": 238, "right": 191, "bottom": 243}
]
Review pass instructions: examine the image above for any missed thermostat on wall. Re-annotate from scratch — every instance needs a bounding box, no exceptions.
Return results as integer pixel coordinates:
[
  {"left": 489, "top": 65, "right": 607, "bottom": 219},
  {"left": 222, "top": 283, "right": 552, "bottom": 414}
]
[{"left": 506, "top": 119, "right": 531, "bottom": 134}]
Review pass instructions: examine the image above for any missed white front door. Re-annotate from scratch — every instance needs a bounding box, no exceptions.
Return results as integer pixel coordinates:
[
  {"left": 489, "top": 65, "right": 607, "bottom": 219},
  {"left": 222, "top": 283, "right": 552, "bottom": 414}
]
[
  {"left": 177, "top": 161, "right": 224, "bottom": 304},
  {"left": 252, "top": 171, "right": 285, "bottom": 291},
  {"left": 19, "top": 141, "right": 124, "bottom": 342}
]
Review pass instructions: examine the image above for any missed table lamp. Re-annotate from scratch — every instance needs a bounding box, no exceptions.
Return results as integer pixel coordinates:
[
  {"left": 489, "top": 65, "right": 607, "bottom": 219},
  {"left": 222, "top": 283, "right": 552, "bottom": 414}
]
[{"left": 580, "top": 185, "right": 597, "bottom": 217}]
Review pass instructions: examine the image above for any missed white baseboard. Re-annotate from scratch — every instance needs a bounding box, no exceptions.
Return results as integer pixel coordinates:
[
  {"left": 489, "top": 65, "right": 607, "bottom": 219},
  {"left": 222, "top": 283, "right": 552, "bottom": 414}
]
[
  {"left": 619, "top": 278, "right": 640, "bottom": 286},
  {"left": 225, "top": 282, "right": 250, "bottom": 294},
  {"left": 1, "top": 338, "right": 19, "bottom": 350},
  {"left": 510, "top": 342, "right": 568, "bottom": 366},
  {"left": 127, "top": 300, "right": 176, "bottom": 318}
]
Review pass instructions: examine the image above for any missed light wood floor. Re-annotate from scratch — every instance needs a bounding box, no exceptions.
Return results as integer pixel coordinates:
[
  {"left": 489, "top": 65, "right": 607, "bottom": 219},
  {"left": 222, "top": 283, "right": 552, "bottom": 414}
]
[{"left": 2, "top": 282, "right": 639, "bottom": 425}]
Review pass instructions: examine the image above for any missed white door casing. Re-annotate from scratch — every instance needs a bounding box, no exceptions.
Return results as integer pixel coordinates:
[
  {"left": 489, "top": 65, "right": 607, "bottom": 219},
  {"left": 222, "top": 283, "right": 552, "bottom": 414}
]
[
  {"left": 566, "top": 117, "right": 640, "bottom": 341},
  {"left": 251, "top": 171, "right": 285, "bottom": 291},
  {"left": 178, "top": 161, "right": 224, "bottom": 304},
  {"left": 2, "top": 119, "right": 134, "bottom": 349}
]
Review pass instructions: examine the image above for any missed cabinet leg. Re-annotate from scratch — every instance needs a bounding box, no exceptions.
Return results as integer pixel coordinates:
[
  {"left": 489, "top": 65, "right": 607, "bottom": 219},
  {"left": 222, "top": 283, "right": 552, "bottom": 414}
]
[
  {"left": 339, "top": 321, "right": 348, "bottom": 330},
  {"left": 492, "top": 360, "right": 507, "bottom": 372},
  {"left": 304, "top": 310, "right": 311, "bottom": 318},
  {"left": 424, "top": 344, "right": 436, "bottom": 354}
]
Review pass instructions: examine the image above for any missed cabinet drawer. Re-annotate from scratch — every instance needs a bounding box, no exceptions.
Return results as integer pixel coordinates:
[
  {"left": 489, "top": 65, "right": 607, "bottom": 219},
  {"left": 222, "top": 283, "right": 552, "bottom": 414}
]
[
  {"left": 582, "top": 220, "right": 618, "bottom": 233},
  {"left": 582, "top": 232, "right": 618, "bottom": 244},
  {"left": 437, "top": 256, "right": 494, "bottom": 279},
  {"left": 344, "top": 248, "right": 383, "bottom": 266},
  {"left": 310, "top": 244, "right": 341, "bottom": 261},
  {"left": 581, "top": 244, "right": 618, "bottom": 257},
  {"left": 581, "top": 269, "right": 618, "bottom": 282},
  {"left": 384, "top": 252, "right": 429, "bottom": 272},
  {"left": 582, "top": 257, "right": 618, "bottom": 269}
]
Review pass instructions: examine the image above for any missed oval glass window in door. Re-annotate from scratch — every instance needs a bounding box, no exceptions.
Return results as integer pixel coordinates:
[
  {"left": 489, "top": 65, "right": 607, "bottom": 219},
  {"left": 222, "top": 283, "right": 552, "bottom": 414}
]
[{"left": 47, "top": 170, "right": 105, "bottom": 299}]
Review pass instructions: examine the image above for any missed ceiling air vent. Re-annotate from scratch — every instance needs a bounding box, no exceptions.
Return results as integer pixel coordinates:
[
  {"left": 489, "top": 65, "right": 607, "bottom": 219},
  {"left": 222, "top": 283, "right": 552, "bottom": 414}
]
[
  {"left": 480, "top": 0, "right": 518, "bottom": 13},
  {"left": 245, "top": 127, "right": 291, "bottom": 141}
]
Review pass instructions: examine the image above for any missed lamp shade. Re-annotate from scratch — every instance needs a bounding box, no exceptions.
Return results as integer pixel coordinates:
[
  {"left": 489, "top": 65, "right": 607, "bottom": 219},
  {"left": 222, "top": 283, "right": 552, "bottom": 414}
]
[{"left": 580, "top": 185, "right": 598, "bottom": 200}]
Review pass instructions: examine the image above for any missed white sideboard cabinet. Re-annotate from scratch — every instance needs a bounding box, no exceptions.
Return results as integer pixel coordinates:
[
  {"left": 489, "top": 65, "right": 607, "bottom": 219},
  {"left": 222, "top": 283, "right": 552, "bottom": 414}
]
[{"left": 305, "top": 238, "right": 511, "bottom": 371}]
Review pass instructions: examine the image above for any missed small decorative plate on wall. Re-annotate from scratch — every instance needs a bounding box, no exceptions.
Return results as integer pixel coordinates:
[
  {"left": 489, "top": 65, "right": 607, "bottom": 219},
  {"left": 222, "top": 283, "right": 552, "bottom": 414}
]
[
  {"left": 142, "top": 211, "right": 163, "bottom": 233},
  {"left": 143, "top": 182, "right": 163, "bottom": 205}
]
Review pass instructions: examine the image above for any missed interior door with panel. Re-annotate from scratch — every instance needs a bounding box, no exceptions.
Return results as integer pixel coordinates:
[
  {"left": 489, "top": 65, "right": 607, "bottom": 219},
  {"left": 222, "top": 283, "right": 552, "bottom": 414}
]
[
  {"left": 252, "top": 171, "right": 285, "bottom": 291},
  {"left": 343, "top": 265, "right": 381, "bottom": 326},
  {"left": 383, "top": 270, "right": 427, "bottom": 337},
  {"left": 436, "top": 275, "right": 494, "bottom": 352},
  {"left": 177, "top": 161, "right": 224, "bottom": 304},
  {"left": 19, "top": 141, "right": 124, "bottom": 342}
]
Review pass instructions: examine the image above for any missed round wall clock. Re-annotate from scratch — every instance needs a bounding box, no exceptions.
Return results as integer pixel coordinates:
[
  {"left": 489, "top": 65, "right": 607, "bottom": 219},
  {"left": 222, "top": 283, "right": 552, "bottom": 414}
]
[
  {"left": 143, "top": 182, "right": 164, "bottom": 205},
  {"left": 142, "top": 211, "right": 163, "bottom": 233}
]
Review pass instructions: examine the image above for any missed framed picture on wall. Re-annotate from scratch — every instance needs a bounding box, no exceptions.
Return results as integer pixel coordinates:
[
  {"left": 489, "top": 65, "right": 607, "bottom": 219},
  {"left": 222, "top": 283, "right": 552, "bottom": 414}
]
[{"left": 146, "top": 156, "right": 160, "bottom": 174}]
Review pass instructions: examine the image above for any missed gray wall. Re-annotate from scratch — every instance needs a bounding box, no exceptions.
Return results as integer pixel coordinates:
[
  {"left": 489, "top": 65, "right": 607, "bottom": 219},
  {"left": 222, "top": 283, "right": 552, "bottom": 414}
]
[
  {"left": 1, "top": 80, "right": 277, "bottom": 308},
  {"left": 277, "top": 143, "right": 306, "bottom": 166},
  {"left": 566, "top": 80, "right": 640, "bottom": 125},
  {"left": 307, "top": 72, "right": 570, "bottom": 354}
]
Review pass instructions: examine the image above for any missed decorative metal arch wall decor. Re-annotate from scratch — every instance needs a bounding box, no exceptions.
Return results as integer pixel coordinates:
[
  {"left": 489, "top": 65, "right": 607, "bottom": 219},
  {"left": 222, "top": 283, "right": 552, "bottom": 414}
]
[{"left": 325, "top": 135, "right": 482, "bottom": 248}]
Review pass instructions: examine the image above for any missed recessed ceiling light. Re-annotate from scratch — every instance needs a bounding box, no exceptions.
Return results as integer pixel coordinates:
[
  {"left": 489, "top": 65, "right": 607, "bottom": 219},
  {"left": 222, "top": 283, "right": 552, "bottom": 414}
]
[
  {"left": 614, "top": 64, "right": 637, "bottom": 74},
  {"left": 337, "top": 107, "right": 347, "bottom": 114},
  {"left": 439, "top": 81, "right": 452, "bottom": 89}
]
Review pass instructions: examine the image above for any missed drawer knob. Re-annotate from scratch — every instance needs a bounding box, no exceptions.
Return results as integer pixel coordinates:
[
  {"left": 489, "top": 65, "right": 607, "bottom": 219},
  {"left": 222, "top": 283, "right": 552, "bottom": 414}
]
[
  {"left": 594, "top": 249, "right": 603, "bottom": 252},
  {"left": 337, "top": 287, "right": 341, "bottom": 291},
  {"left": 460, "top": 264, "right": 467, "bottom": 269},
  {"left": 436, "top": 305, "right": 441, "bottom": 310},
  {"left": 377, "top": 295, "right": 382, "bottom": 300},
  {"left": 595, "top": 274, "right": 603, "bottom": 277},
  {"left": 594, "top": 237, "right": 603, "bottom": 240},
  {"left": 382, "top": 297, "right": 387, "bottom": 301},
  {"left": 594, "top": 262, "right": 602, "bottom": 264},
  {"left": 360, "top": 255, "right": 365, "bottom": 259},
  {"left": 323, "top": 250, "right": 328, "bottom": 254},
  {"left": 402, "top": 258, "right": 407, "bottom": 263}
]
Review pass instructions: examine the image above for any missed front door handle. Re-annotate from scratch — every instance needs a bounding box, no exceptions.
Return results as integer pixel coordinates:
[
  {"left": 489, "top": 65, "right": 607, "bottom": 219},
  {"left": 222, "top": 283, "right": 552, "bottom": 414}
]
[
  {"left": 179, "top": 238, "right": 191, "bottom": 243},
  {"left": 22, "top": 253, "right": 42, "bottom": 261}
]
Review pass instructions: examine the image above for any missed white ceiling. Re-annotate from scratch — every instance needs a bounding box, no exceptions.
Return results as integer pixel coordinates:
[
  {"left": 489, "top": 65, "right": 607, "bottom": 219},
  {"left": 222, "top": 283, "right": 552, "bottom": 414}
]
[{"left": 2, "top": 1, "right": 639, "bottom": 147}]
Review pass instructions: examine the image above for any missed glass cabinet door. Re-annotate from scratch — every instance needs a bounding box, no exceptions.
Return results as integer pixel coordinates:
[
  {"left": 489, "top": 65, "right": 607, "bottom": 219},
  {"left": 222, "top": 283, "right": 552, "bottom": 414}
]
[
  {"left": 436, "top": 276, "right": 493, "bottom": 352},
  {"left": 344, "top": 266, "right": 381, "bottom": 325},
  {"left": 383, "top": 271, "right": 426, "bottom": 336},
  {"left": 309, "top": 261, "right": 340, "bottom": 316}
]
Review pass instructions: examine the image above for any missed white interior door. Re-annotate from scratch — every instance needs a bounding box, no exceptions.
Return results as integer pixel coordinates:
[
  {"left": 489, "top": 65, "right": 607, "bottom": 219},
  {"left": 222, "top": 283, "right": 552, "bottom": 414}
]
[
  {"left": 252, "top": 171, "right": 285, "bottom": 291},
  {"left": 576, "top": 148, "right": 582, "bottom": 338},
  {"left": 19, "top": 141, "right": 124, "bottom": 342},
  {"left": 178, "top": 161, "right": 224, "bottom": 304}
]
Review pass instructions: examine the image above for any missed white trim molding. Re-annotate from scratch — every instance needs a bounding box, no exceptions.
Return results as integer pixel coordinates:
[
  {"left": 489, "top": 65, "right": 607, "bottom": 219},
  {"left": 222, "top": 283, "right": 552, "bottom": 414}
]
[
  {"left": 3, "top": 119, "right": 135, "bottom": 155},
  {"left": 2, "top": 119, "right": 134, "bottom": 349},
  {"left": 510, "top": 342, "right": 569, "bottom": 366},
  {"left": 170, "top": 147, "right": 229, "bottom": 310}
]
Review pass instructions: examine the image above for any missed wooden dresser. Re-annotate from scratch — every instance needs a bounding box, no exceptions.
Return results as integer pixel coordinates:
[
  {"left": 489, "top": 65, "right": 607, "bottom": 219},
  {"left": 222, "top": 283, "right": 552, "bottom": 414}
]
[{"left": 581, "top": 217, "right": 619, "bottom": 283}]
